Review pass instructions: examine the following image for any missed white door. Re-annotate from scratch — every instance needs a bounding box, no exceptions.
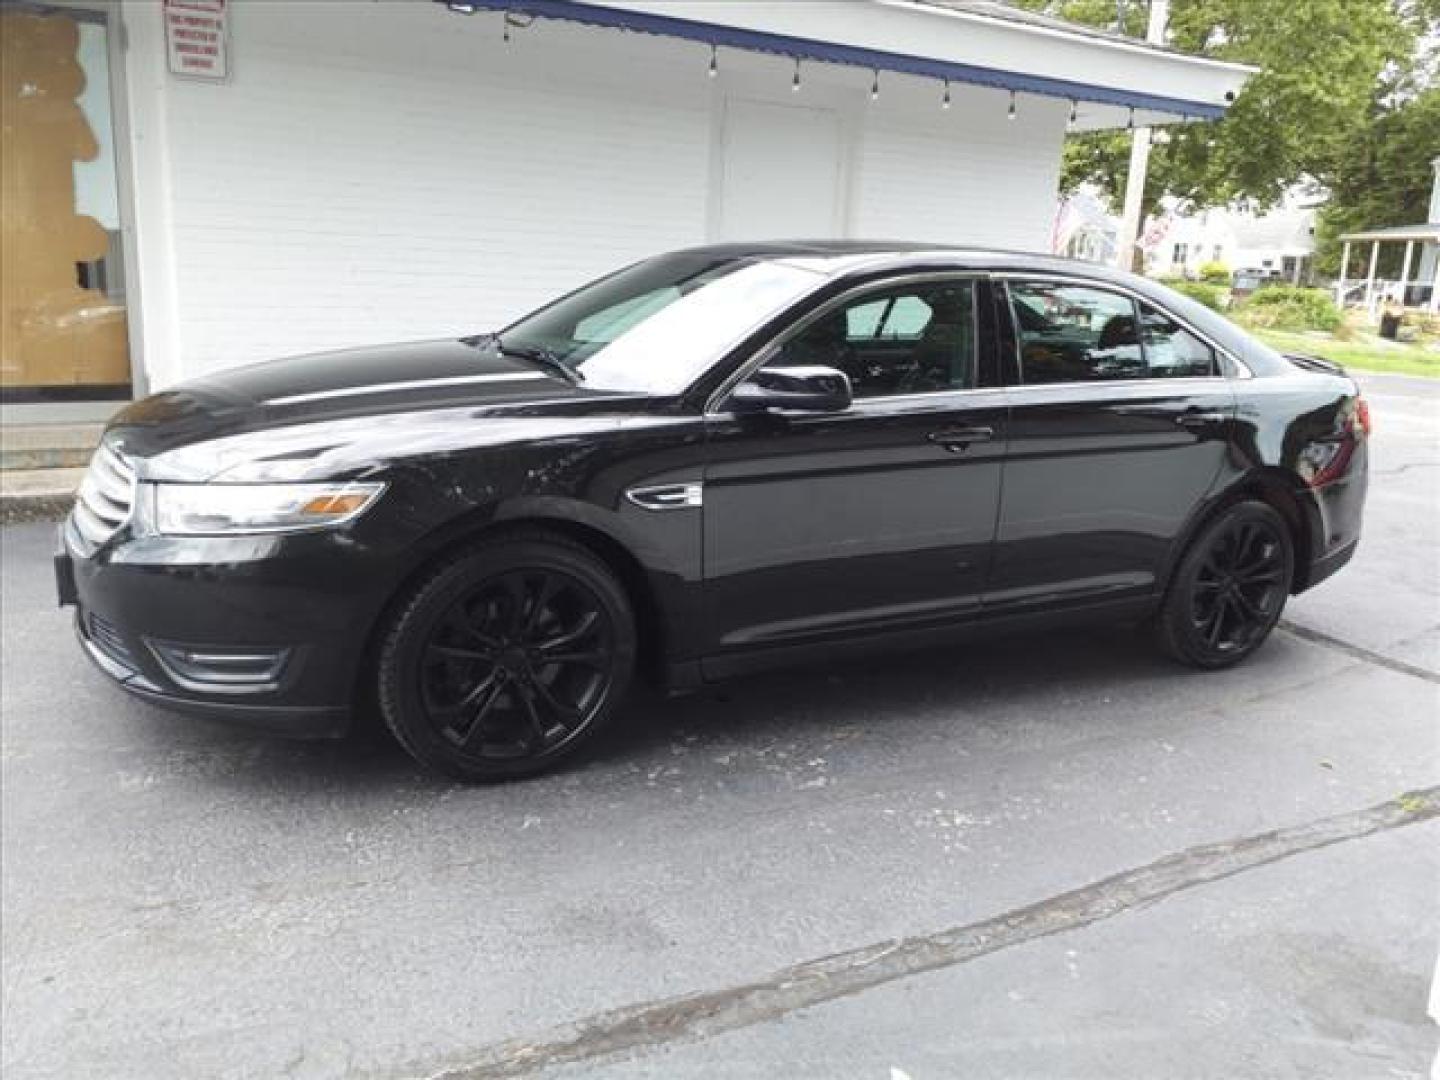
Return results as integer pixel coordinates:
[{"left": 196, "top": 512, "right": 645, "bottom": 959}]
[{"left": 717, "top": 98, "right": 843, "bottom": 241}]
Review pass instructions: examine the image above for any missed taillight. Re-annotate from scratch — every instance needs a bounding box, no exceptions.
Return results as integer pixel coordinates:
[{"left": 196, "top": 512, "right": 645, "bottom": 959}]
[{"left": 1355, "top": 396, "right": 1372, "bottom": 437}]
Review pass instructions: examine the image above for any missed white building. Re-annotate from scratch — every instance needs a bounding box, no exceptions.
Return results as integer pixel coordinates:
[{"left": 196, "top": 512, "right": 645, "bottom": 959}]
[
  {"left": 1143, "top": 203, "right": 1317, "bottom": 284},
  {"left": 1, "top": 0, "right": 1250, "bottom": 422}
]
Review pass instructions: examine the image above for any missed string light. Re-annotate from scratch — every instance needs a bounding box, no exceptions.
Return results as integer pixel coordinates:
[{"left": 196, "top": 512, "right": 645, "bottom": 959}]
[
  {"left": 792, "top": 57, "right": 802, "bottom": 93},
  {"left": 708, "top": 44, "right": 718, "bottom": 78},
  {"left": 870, "top": 69, "right": 880, "bottom": 101},
  {"left": 1008, "top": 90, "right": 1017, "bottom": 120},
  {"left": 942, "top": 79, "right": 952, "bottom": 110}
]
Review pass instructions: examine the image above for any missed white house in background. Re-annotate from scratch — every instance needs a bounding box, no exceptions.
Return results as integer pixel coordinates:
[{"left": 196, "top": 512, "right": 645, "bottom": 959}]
[
  {"left": 1052, "top": 184, "right": 1120, "bottom": 264},
  {"left": 1, "top": 0, "right": 1252, "bottom": 421},
  {"left": 1142, "top": 203, "right": 1318, "bottom": 283}
]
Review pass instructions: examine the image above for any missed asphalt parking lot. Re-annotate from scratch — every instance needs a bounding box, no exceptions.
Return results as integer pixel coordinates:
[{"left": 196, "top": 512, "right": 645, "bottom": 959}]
[{"left": 3, "top": 374, "right": 1437, "bottom": 1080}]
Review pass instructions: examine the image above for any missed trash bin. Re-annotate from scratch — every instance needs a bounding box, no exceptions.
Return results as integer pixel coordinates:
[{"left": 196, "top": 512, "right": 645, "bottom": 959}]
[{"left": 1379, "top": 311, "right": 1401, "bottom": 340}]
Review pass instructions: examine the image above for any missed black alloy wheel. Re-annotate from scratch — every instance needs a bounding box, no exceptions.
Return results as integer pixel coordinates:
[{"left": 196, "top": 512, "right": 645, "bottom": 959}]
[
  {"left": 378, "top": 534, "right": 636, "bottom": 780},
  {"left": 1157, "top": 500, "right": 1294, "bottom": 669}
]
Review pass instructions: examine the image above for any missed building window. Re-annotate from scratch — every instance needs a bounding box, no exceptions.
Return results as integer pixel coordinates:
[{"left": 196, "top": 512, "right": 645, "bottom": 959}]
[
  {"left": 1, "top": 8, "right": 133, "bottom": 402},
  {"left": 1172, "top": 243, "right": 1189, "bottom": 265}
]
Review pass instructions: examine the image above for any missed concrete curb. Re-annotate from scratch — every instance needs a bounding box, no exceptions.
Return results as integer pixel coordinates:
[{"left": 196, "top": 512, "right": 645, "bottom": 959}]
[
  {"left": 1, "top": 493, "right": 74, "bottom": 526},
  {"left": 1, "top": 469, "right": 83, "bottom": 526}
]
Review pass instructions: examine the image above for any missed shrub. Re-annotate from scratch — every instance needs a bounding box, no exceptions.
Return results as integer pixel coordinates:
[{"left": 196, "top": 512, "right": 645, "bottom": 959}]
[
  {"left": 1197, "top": 261, "right": 1232, "bottom": 285},
  {"left": 1410, "top": 311, "right": 1440, "bottom": 341},
  {"left": 1159, "top": 278, "right": 1226, "bottom": 312},
  {"left": 1235, "top": 286, "right": 1342, "bottom": 332}
]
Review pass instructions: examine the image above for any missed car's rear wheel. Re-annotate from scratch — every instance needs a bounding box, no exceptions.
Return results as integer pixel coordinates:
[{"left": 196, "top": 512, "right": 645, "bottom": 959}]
[
  {"left": 1156, "top": 500, "right": 1294, "bottom": 669},
  {"left": 377, "top": 533, "right": 636, "bottom": 781}
]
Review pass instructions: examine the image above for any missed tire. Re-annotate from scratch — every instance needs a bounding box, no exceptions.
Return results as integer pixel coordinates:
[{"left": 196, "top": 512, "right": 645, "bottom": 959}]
[
  {"left": 377, "top": 532, "right": 636, "bottom": 781},
  {"left": 1156, "top": 500, "right": 1295, "bottom": 669}
]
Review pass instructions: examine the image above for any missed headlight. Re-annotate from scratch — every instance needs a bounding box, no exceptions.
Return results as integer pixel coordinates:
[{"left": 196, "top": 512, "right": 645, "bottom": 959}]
[{"left": 151, "top": 481, "right": 385, "bottom": 536}]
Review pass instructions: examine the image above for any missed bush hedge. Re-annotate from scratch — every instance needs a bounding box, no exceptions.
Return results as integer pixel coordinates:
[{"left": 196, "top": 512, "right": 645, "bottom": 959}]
[
  {"left": 1197, "top": 261, "right": 1232, "bottom": 285},
  {"left": 1159, "top": 278, "right": 1227, "bottom": 312},
  {"left": 1235, "top": 286, "right": 1342, "bottom": 332}
]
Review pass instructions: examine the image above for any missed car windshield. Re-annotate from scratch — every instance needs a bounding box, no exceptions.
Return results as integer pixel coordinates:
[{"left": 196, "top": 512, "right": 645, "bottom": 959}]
[{"left": 488, "top": 253, "right": 827, "bottom": 394}]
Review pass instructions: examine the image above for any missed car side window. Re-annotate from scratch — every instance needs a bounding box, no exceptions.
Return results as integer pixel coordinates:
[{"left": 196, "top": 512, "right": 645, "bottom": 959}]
[
  {"left": 1008, "top": 282, "right": 1146, "bottom": 384},
  {"left": 767, "top": 281, "right": 977, "bottom": 399},
  {"left": 1137, "top": 301, "right": 1218, "bottom": 377}
]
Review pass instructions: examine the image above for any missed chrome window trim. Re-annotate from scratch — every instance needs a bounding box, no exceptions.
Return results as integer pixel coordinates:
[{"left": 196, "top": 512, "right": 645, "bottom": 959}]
[
  {"left": 848, "top": 385, "right": 1010, "bottom": 409},
  {"left": 705, "top": 271, "right": 993, "bottom": 416},
  {"left": 1002, "top": 376, "right": 1234, "bottom": 397},
  {"left": 992, "top": 271, "right": 1253, "bottom": 382}
]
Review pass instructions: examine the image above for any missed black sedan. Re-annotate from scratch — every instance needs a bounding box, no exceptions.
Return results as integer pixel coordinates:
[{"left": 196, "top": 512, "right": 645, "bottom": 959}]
[{"left": 58, "top": 243, "right": 1369, "bottom": 780}]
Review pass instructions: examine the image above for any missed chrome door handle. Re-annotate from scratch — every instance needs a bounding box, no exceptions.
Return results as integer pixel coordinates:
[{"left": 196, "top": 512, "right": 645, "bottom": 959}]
[
  {"left": 926, "top": 426, "right": 994, "bottom": 452},
  {"left": 1175, "top": 412, "right": 1227, "bottom": 428}
]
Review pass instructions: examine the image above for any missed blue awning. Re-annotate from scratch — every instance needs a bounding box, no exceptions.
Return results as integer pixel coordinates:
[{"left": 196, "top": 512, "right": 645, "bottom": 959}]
[{"left": 439, "top": 0, "right": 1228, "bottom": 120}]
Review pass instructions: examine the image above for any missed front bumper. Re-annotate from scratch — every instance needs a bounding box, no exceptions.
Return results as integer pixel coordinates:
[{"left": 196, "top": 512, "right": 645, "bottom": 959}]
[
  {"left": 57, "top": 518, "right": 398, "bottom": 740},
  {"left": 75, "top": 611, "right": 350, "bottom": 738}
]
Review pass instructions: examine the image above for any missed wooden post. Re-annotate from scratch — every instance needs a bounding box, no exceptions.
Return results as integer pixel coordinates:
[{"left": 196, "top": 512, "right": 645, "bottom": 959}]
[
  {"left": 1430, "top": 244, "right": 1439, "bottom": 313},
  {"left": 1398, "top": 240, "right": 1415, "bottom": 308},
  {"left": 1336, "top": 240, "right": 1351, "bottom": 307},
  {"left": 1363, "top": 241, "right": 1380, "bottom": 319}
]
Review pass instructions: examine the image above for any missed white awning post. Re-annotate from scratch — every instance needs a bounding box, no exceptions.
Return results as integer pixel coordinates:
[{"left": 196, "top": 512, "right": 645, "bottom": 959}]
[
  {"left": 1363, "top": 241, "right": 1380, "bottom": 320},
  {"left": 1398, "top": 240, "right": 1415, "bottom": 309},
  {"left": 1337, "top": 240, "right": 1351, "bottom": 307},
  {"left": 1114, "top": 0, "right": 1169, "bottom": 272}
]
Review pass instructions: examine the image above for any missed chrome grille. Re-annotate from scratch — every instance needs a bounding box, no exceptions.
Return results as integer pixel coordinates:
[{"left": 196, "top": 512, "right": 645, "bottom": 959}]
[{"left": 72, "top": 442, "right": 136, "bottom": 547}]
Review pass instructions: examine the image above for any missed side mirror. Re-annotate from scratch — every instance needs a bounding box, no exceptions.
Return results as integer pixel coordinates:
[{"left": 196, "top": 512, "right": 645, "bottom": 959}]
[{"left": 729, "top": 365, "right": 853, "bottom": 414}]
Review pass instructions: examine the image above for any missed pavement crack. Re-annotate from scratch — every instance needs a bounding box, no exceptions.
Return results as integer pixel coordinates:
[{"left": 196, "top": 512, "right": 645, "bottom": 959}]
[
  {"left": 1278, "top": 619, "right": 1440, "bottom": 685},
  {"left": 1369, "top": 461, "right": 1439, "bottom": 477},
  {"left": 411, "top": 788, "right": 1440, "bottom": 1080}
]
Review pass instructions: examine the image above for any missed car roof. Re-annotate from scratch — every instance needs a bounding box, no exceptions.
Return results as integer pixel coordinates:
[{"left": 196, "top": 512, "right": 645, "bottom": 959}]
[{"left": 672, "top": 240, "right": 1140, "bottom": 284}]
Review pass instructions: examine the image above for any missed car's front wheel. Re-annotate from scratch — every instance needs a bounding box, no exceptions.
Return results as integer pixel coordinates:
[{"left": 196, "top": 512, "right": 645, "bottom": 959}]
[
  {"left": 377, "top": 533, "right": 636, "bottom": 781},
  {"left": 1156, "top": 500, "right": 1295, "bottom": 669}
]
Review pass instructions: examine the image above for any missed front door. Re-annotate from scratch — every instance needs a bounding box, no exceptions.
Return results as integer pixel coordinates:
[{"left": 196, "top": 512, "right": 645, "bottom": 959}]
[
  {"left": 1, "top": 6, "right": 132, "bottom": 403},
  {"left": 701, "top": 276, "right": 1007, "bottom": 666},
  {"left": 988, "top": 278, "right": 1237, "bottom": 610}
]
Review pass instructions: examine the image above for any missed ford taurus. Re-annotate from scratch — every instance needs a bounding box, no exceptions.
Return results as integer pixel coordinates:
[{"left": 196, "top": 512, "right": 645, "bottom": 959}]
[{"left": 57, "top": 243, "right": 1369, "bottom": 779}]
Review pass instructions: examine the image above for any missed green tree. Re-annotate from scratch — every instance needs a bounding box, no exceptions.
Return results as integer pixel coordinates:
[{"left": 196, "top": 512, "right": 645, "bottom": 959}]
[
  {"left": 1313, "top": 89, "right": 1440, "bottom": 276},
  {"left": 1016, "top": 0, "right": 1433, "bottom": 228}
]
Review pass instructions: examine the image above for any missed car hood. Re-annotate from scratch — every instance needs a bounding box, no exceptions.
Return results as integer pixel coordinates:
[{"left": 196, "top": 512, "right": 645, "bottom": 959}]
[{"left": 105, "top": 338, "right": 657, "bottom": 481}]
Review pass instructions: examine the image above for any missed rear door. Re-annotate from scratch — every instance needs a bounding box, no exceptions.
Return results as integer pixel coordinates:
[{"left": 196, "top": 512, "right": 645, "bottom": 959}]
[
  {"left": 700, "top": 275, "right": 1008, "bottom": 666},
  {"left": 988, "top": 277, "right": 1237, "bottom": 610}
]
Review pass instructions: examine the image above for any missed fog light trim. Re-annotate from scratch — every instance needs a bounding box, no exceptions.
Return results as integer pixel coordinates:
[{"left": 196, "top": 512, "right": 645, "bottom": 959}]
[{"left": 147, "top": 641, "right": 291, "bottom": 695}]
